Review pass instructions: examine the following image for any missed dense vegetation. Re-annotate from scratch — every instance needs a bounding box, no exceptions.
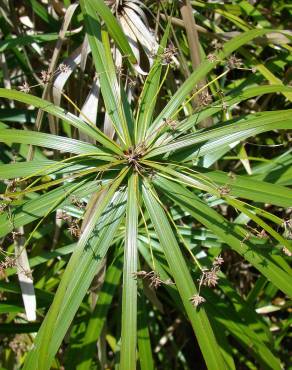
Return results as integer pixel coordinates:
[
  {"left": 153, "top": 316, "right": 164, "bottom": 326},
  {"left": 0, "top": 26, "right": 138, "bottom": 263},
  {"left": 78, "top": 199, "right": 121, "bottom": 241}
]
[{"left": 0, "top": 1, "right": 291, "bottom": 369}]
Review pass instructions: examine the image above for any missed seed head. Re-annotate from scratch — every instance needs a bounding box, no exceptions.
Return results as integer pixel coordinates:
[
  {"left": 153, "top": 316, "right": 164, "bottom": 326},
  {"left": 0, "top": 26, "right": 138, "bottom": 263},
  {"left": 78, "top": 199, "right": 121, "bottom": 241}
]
[
  {"left": 149, "top": 272, "right": 163, "bottom": 289},
  {"left": 128, "top": 77, "right": 137, "bottom": 88},
  {"left": 1, "top": 256, "right": 16, "bottom": 269},
  {"left": 19, "top": 81, "right": 30, "bottom": 93},
  {"left": 59, "top": 63, "right": 71, "bottom": 74},
  {"left": 218, "top": 185, "right": 230, "bottom": 196},
  {"left": 133, "top": 270, "right": 174, "bottom": 289},
  {"left": 0, "top": 203, "right": 7, "bottom": 213},
  {"left": 133, "top": 270, "right": 148, "bottom": 279},
  {"left": 282, "top": 247, "right": 292, "bottom": 257},
  {"left": 213, "top": 255, "right": 224, "bottom": 266},
  {"left": 161, "top": 43, "right": 177, "bottom": 64},
  {"left": 258, "top": 229, "right": 268, "bottom": 239},
  {"left": 0, "top": 266, "right": 6, "bottom": 279},
  {"left": 211, "top": 39, "right": 223, "bottom": 51},
  {"left": 23, "top": 269, "right": 33, "bottom": 279},
  {"left": 163, "top": 117, "right": 177, "bottom": 130},
  {"left": 198, "top": 92, "right": 212, "bottom": 107},
  {"left": 189, "top": 294, "right": 206, "bottom": 307},
  {"left": 227, "top": 55, "right": 242, "bottom": 69},
  {"left": 207, "top": 53, "right": 218, "bottom": 63},
  {"left": 11, "top": 231, "right": 22, "bottom": 241},
  {"left": 67, "top": 220, "right": 81, "bottom": 238},
  {"left": 202, "top": 268, "right": 219, "bottom": 287},
  {"left": 40, "top": 70, "right": 52, "bottom": 84}
]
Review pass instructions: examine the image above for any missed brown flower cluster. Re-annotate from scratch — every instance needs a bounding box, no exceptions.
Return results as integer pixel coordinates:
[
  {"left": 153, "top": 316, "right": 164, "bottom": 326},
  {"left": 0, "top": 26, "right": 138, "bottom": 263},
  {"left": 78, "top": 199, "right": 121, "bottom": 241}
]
[
  {"left": 161, "top": 43, "right": 177, "bottom": 65},
  {"left": 18, "top": 63, "right": 71, "bottom": 93},
  {"left": 67, "top": 219, "right": 81, "bottom": 238},
  {"left": 202, "top": 255, "right": 224, "bottom": 287},
  {"left": 163, "top": 117, "right": 178, "bottom": 131},
  {"left": 198, "top": 91, "right": 212, "bottom": 107},
  {"left": 133, "top": 270, "right": 174, "bottom": 289},
  {"left": 189, "top": 255, "right": 224, "bottom": 308},
  {"left": 0, "top": 256, "right": 16, "bottom": 278},
  {"left": 282, "top": 247, "right": 292, "bottom": 257},
  {"left": 227, "top": 55, "right": 242, "bottom": 69},
  {"left": 189, "top": 294, "right": 206, "bottom": 307}
]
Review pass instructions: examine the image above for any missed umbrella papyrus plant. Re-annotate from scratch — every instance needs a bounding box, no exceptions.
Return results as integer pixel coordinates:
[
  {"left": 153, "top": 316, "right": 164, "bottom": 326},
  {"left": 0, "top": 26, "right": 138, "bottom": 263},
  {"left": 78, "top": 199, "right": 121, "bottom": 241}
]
[{"left": 0, "top": 2, "right": 291, "bottom": 370}]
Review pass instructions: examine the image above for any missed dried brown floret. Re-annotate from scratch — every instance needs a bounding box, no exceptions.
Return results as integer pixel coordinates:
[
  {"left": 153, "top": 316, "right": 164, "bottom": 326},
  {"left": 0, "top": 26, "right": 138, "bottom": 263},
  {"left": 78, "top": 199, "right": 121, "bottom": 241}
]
[
  {"left": 59, "top": 63, "right": 71, "bottom": 73},
  {"left": 198, "top": 92, "right": 212, "bottom": 106},
  {"left": 213, "top": 255, "right": 224, "bottom": 266},
  {"left": 161, "top": 43, "right": 177, "bottom": 64},
  {"left": 202, "top": 268, "right": 219, "bottom": 287},
  {"left": 189, "top": 294, "right": 206, "bottom": 307},
  {"left": 19, "top": 81, "right": 30, "bottom": 93},
  {"left": 282, "top": 246, "right": 292, "bottom": 257},
  {"left": 40, "top": 70, "right": 52, "bottom": 84},
  {"left": 163, "top": 118, "right": 178, "bottom": 130},
  {"left": 133, "top": 270, "right": 174, "bottom": 289},
  {"left": 227, "top": 55, "right": 242, "bottom": 69}
]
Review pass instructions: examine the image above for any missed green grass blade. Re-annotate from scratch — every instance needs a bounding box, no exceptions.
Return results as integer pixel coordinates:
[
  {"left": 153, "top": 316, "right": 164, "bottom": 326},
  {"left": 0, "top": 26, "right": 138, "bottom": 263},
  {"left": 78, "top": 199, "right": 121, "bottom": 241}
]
[
  {"left": 0, "top": 33, "right": 71, "bottom": 52},
  {"left": 146, "top": 29, "right": 273, "bottom": 137},
  {"left": 137, "top": 286, "right": 154, "bottom": 370},
  {"left": 23, "top": 184, "right": 128, "bottom": 370},
  {"left": 142, "top": 180, "right": 227, "bottom": 370},
  {"left": 0, "top": 88, "right": 121, "bottom": 155},
  {"left": 135, "top": 23, "right": 170, "bottom": 142},
  {"left": 87, "top": 0, "right": 137, "bottom": 64},
  {"left": 80, "top": 0, "right": 132, "bottom": 147},
  {"left": 142, "top": 160, "right": 292, "bottom": 208},
  {"left": 146, "top": 110, "right": 292, "bottom": 159},
  {"left": 205, "top": 290, "right": 281, "bottom": 370},
  {"left": 77, "top": 247, "right": 123, "bottom": 370},
  {"left": 179, "top": 85, "right": 292, "bottom": 132},
  {"left": 218, "top": 274, "right": 272, "bottom": 345},
  {"left": 198, "top": 167, "right": 292, "bottom": 207},
  {"left": 24, "top": 0, "right": 58, "bottom": 28},
  {"left": 154, "top": 176, "right": 292, "bottom": 297},
  {"left": 0, "top": 128, "right": 104, "bottom": 156},
  {"left": 120, "top": 173, "right": 139, "bottom": 370},
  {"left": 0, "top": 179, "right": 94, "bottom": 238}
]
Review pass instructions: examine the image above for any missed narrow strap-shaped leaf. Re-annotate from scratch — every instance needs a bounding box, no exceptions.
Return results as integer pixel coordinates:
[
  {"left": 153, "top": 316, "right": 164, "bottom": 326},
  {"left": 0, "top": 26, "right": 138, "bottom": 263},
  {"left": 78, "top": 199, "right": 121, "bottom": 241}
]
[
  {"left": 146, "top": 28, "right": 273, "bottom": 138},
  {"left": 137, "top": 283, "right": 154, "bottom": 370},
  {"left": 154, "top": 176, "right": 292, "bottom": 297},
  {"left": 210, "top": 320, "right": 236, "bottom": 370},
  {"left": 142, "top": 180, "right": 227, "bottom": 370},
  {"left": 146, "top": 109, "right": 292, "bottom": 158},
  {"left": 152, "top": 85, "right": 292, "bottom": 150},
  {"left": 120, "top": 173, "right": 139, "bottom": 370},
  {"left": 135, "top": 23, "right": 171, "bottom": 142},
  {"left": 139, "top": 238, "right": 280, "bottom": 370},
  {"left": 0, "top": 179, "right": 93, "bottom": 238},
  {"left": 0, "top": 88, "right": 121, "bottom": 155},
  {"left": 178, "top": 85, "right": 292, "bottom": 133},
  {"left": 23, "top": 184, "right": 128, "bottom": 370},
  {"left": 145, "top": 161, "right": 292, "bottom": 207},
  {"left": 0, "top": 32, "right": 75, "bottom": 52},
  {"left": 204, "top": 289, "right": 281, "bottom": 370},
  {"left": 218, "top": 274, "right": 272, "bottom": 345},
  {"left": 101, "top": 30, "right": 135, "bottom": 144},
  {"left": 86, "top": 0, "right": 137, "bottom": 64},
  {"left": 0, "top": 128, "right": 109, "bottom": 157},
  {"left": 15, "top": 228, "right": 36, "bottom": 322},
  {"left": 195, "top": 167, "right": 292, "bottom": 208},
  {"left": 0, "top": 159, "right": 106, "bottom": 180},
  {"left": 80, "top": 0, "right": 132, "bottom": 147},
  {"left": 77, "top": 247, "right": 123, "bottom": 370}
]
